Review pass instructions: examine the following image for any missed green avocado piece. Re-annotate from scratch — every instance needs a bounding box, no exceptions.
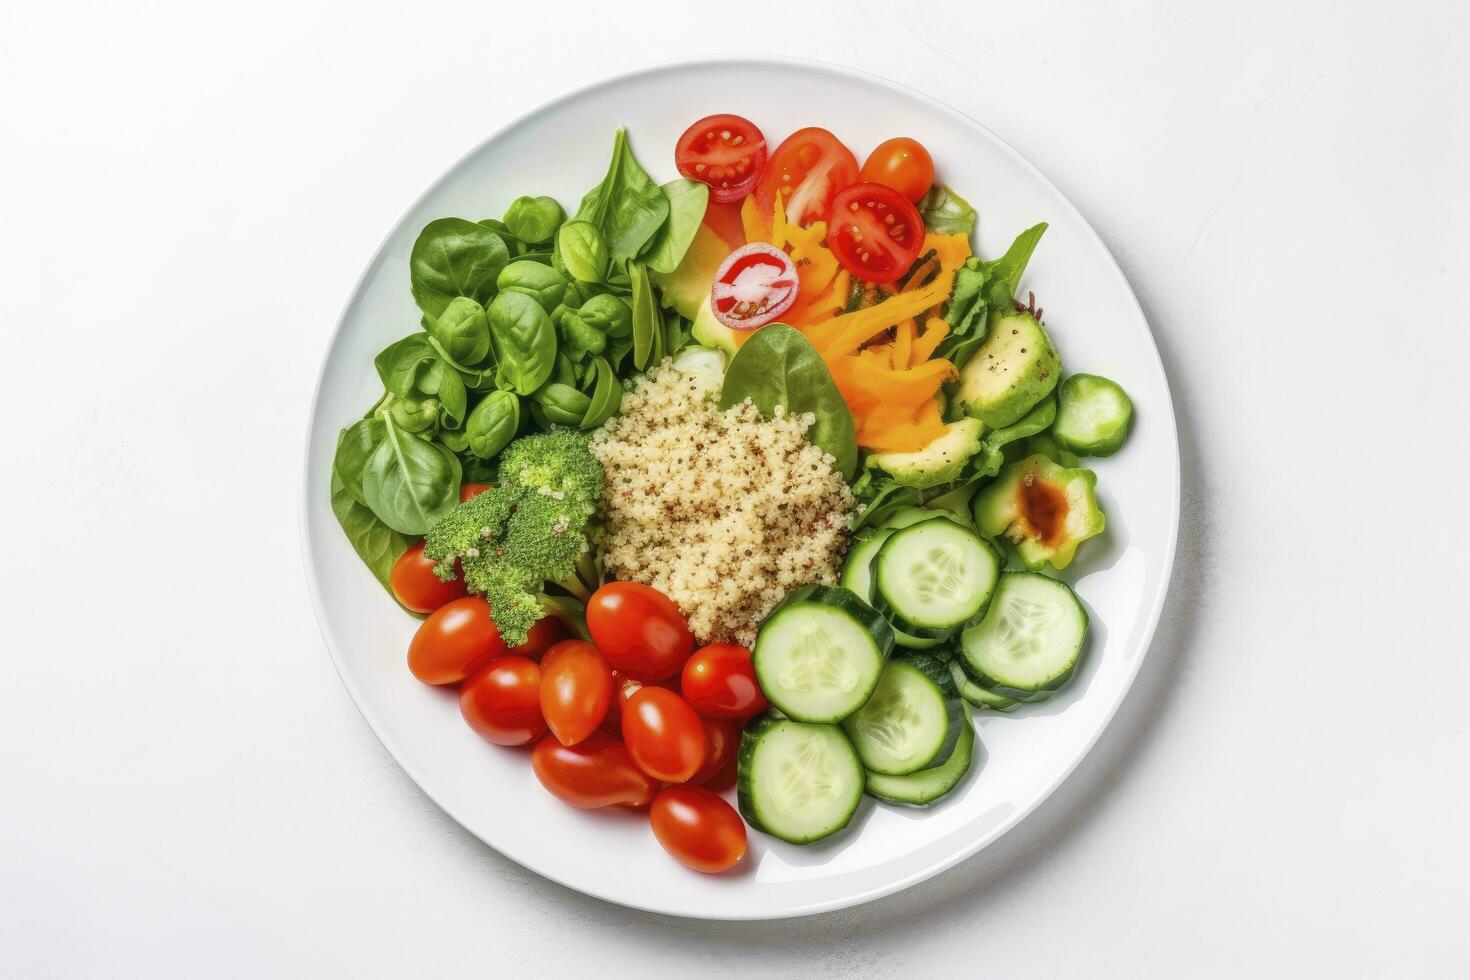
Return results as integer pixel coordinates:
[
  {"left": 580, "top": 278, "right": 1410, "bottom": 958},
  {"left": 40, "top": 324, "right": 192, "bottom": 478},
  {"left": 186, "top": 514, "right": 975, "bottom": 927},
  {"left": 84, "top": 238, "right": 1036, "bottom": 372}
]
[
  {"left": 972, "top": 453, "right": 1104, "bottom": 570},
  {"left": 649, "top": 222, "right": 730, "bottom": 320},
  {"left": 689, "top": 297, "right": 741, "bottom": 357},
  {"left": 955, "top": 311, "right": 1061, "bottom": 427},
  {"left": 867, "top": 418, "right": 984, "bottom": 490}
]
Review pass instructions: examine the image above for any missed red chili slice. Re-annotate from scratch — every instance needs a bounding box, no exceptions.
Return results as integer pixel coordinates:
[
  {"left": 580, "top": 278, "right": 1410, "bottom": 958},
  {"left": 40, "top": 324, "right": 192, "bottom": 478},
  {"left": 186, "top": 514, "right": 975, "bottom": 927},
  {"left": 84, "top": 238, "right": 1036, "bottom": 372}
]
[{"left": 710, "top": 242, "right": 799, "bottom": 330}]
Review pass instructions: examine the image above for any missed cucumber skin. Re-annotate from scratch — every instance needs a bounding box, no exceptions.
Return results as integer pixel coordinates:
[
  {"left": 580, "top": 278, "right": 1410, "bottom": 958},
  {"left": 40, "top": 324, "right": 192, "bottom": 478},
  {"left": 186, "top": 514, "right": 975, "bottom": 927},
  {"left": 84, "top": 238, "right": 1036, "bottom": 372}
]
[
  {"left": 957, "top": 573, "right": 1089, "bottom": 701},
  {"left": 949, "top": 659, "right": 1021, "bottom": 711},
  {"left": 865, "top": 707, "right": 977, "bottom": 807},
  {"left": 737, "top": 713, "right": 864, "bottom": 844},
  {"left": 752, "top": 586, "right": 895, "bottom": 724},
  {"left": 872, "top": 525, "right": 1002, "bottom": 639}
]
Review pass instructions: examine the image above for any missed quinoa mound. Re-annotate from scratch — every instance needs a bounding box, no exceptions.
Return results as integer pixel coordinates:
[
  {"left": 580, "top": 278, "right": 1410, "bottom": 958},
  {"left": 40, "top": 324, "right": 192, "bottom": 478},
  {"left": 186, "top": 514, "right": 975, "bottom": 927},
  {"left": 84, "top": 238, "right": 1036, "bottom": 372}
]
[{"left": 590, "top": 361, "right": 854, "bottom": 645}]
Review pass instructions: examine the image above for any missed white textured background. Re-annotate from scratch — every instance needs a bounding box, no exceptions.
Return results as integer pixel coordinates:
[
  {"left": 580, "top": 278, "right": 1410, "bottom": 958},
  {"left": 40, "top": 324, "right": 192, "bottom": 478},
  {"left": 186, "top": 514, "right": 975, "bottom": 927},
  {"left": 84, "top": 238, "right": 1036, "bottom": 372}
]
[{"left": 2, "top": 1, "right": 1466, "bottom": 976}]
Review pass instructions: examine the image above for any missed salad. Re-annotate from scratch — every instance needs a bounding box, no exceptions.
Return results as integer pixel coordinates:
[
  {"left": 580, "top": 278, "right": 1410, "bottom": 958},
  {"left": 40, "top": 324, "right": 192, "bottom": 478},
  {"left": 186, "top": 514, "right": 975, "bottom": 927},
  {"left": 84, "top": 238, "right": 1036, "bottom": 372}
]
[{"left": 330, "top": 114, "right": 1135, "bottom": 874}]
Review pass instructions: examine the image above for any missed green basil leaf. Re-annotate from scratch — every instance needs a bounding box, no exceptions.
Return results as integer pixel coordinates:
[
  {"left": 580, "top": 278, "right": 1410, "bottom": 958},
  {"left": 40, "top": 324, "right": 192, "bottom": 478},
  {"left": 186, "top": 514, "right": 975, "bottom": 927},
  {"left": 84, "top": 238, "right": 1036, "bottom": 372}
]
[
  {"left": 465, "top": 389, "right": 521, "bottom": 459},
  {"left": 410, "top": 217, "right": 509, "bottom": 318},
  {"left": 374, "top": 335, "right": 435, "bottom": 397},
  {"left": 531, "top": 382, "right": 592, "bottom": 428},
  {"left": 556, "top": 220, "right": 609, "bottom": 284},
  {"left": 389, "top": 394, "right": 439, "bottom": 433},
  {"left": 643, "top": 178, "right": 709, "bottom": 274},
  {"left": 361, "top": 418, "right": 462, "bottom": 534},
  {"left": 330, "top": 467, "right": 411, "bottom": 594},
  {"left": 574, "top": 128, "right": 670, "bottom": 261},
  {"left": 487, "top": 290, "right": 557, "bottom": 395},
  {"left": 503, "top": 195, "right": 565, "bottom": 245}
]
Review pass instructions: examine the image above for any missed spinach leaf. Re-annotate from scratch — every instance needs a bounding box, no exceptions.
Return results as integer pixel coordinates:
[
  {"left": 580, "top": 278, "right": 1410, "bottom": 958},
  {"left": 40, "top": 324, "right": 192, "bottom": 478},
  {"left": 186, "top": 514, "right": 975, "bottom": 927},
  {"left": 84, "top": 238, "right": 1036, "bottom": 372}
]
[
  {"left": 410, "top": 217, "right": 509, "bottom": 318},
  {"left": 575, "top": 129, "right": 669, "bottom": 261},
  {"left": 917, "top": 184, "right": 977, "bottom": 235},
  {"left": 465, "top": 389, "right": 521, "bottom": 458},
  {"left": 428, "top": 296, "right": 491, "bottom": 366},
  {"left": 497, "top": 260, "right": 567, "bottom": 312},
  {"left": 850, "top": 473, "right": 923, "bottom": 530},
  {"left": 530, "top": 382, "right": 592, "bottom": 429},
  {"left": 579, "top": 356, "right": 622, "bottom": 428},
  {"left": 331, "top": 468, "right": 411, "bottom": 594},
  {"left": 642, "top": 179, "right": 709, "bottom": 274},
  {"left": 718, "top": 324, "right": 859, "bottom": 481},
  {"left": 361, "top": 417, "right": 462, "bottom": 534},
  {"left": 978, "top": 222, "right": 1047, "bottom": 310},
  {"left": 556, "top": 220, "right": 609, "bottom": 284},
  {"left": 554, "top": 305, "right": 608, "bottom": 361},
  {"left": 375, "top": 335, "right": 435, "bottom": 396},
  {"left": 388, "top": 393, "right": 440, "bottom": 433},
  {"left": 503, "top": 195, "right": 565, "bottom": 245},
  {"left": 578, "top": 293, "right": 632, "bottom": 340},
  {"left": 418, "top": 359, "right": 467, "bottom": 425},
  {"left": 333, "top": 417, "right": 385, "bottom": 506},
  {"left": 629, "top": 261, "right": 662, "bottom": 370},
  {"left": 487, "top": 290, "right": 557, "bottom": 395}
]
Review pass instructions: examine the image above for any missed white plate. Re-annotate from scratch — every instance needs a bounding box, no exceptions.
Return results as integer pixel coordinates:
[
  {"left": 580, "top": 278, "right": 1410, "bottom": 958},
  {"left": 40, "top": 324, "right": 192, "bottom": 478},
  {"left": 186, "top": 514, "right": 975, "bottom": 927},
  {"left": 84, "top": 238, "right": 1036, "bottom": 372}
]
[{"left": 301, "top": 57, "right": 1179, "bottom": 920}]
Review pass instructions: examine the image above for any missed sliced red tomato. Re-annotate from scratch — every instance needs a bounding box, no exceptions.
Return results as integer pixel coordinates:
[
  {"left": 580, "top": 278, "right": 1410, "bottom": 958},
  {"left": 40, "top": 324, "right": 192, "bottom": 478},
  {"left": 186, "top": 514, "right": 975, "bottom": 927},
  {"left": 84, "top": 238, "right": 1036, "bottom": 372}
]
[
  {"left": 539, "top": 640, "right": 612, "bottom": 746},
  {"left": 710, "top": 243, "right": 798, "bottom": 330},
  {"left": 826, "top": 182, "right": 925, "bottom": 284},
  {"left": 702, "top": 198, "right": 747, "bottom": 249},
  {"left": 586, "top": 582, "right": 694, "bottom": 682},
  {"left": 459, "top": 656, "right": 546, "bottom": 746},
  {"left": 676, "top": 113, "right": 766, "bottom": 204},
  {"left": 860, "top": 137, "right": 935, "bottom": 203},
  {"left": 531, "top": 732, "right": 657, "bottom": 809},
  {"left": 688, "top": 717, "right": 741, "bottom": 786},
  {"left": 390, "top": 540, "right": 466, "bottom": 614},
  {"left": 621, "top": 687, "right": 706, "bottom": 783},
  {"left": 407, "top": 596, "right": 506, "bottom": 686},
  {"left": 754, "top": 127, "right": 859, "bottom": 226},
  {"left": 649, "top": 786, "right": 747, "bottom": 873},
  {"left": 681, "top": 643, "right": 768, "bottom": 718}
]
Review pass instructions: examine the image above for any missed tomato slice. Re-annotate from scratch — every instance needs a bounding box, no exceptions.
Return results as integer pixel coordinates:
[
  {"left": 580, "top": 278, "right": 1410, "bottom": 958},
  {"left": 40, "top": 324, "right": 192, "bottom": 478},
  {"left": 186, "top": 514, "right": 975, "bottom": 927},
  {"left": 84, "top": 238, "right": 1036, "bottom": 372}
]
[
  {"left": 754, "top": 127, "right": 859, "bottom": 227},
  {"left": 676, "top": 114, "right": 767, "bottom": 204},
  {"left": 710, "top": 243, "right": 798, "bottom": 330},
  {"left": 826, "top": 182, "right": 925, "bottom": 284}
]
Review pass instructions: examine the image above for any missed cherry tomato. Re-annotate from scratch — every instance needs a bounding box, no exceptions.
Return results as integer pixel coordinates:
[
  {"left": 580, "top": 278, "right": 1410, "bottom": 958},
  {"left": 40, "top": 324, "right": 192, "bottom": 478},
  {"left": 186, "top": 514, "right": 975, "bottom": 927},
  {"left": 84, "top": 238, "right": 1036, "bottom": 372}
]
[
  {"left": 622, "top": 687, "right": 706, "bottom": 783},
  {"left": 710, "top": 242, "right": 799, "bottom": 330},
  {"left": 860, "top": 137, "right": 935, "bottom": 203},
  {"left": 754, "top": 127, "right": 859, "bottom": 226},
  {"left": 649, "top": 786, "right": 747, "bottom": 873},
  {"left": 390, "top": 541, "right": 467, "bottom": 614},
  {"left": 702, "top": 198, "right": 747, "bottom": 248},
  {"left": 601, "top": 671, "right": 678, "bottom": 733},
  {"left": 459, "top": 656, "right": 546, "bottom": 746},
  {"left": 531, "top": 731, "right": 657, "bottom": 809},
  {"left": 827, "top": 182, "right": 925, "bottom": 284},
  {"left": 539, "top": 640, "right": 613, "bottom": 746},
  {"left": 676, "top": 113, "right": 766, "bottom": 204},
  {"left": 701, "top": 753, "right": 739, "bottom": 794},
  {"left": 689, "top": 717, "right": 741, "bottom": 786},
  {"left": 459, "top": 482, "right": 493, "bottom": 501},
  {"left": 681, "top": 643, "right": 768, "bottom": 718},
  {"left": 586, "top": 582, "right": 694, "bottom": 681},
  {"left": 508, "top": 615, "right": 567, "bottom": 660},
  {"left": 407, "top": 596, "right": 507, "bottom": 686}
]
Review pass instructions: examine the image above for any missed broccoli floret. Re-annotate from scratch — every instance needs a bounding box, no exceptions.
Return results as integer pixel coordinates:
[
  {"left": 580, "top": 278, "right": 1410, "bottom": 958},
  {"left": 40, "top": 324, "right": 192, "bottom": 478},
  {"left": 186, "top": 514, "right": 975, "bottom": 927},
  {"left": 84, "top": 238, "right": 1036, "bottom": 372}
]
[{"left": 422, "top": 431, "right": 604, "bottom": 645}]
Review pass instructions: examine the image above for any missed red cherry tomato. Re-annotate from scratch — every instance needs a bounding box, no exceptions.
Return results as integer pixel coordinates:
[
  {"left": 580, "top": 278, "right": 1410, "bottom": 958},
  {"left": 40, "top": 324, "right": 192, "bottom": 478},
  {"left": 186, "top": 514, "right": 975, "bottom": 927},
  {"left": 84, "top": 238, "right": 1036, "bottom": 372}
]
[
  {"left": 586, "top": 582, "right": 694, "bottom": 681},
  {"left": 459, "top": 656, "right": 546, "bottom": 746},
  {"left": 649, "top": 786, "right": 747, "bottom": 873},
  {"left": 701, "top": 753, "right": 739, "bottom": 794},
  {"left": 539, "top": 640, "right": 613, "bottom": 746},
  {"left": 622, "top": 687, "right": 706, "bottom": 783},
  {"left": 689, "top": 717, "right": 741, "bottom": 786},
  {"left": 676, "top": 113, "right": 766, "bottom": 204},
  {"left": 827, "top": 182, "right": 925, "bottom": 284},
  {"left": 681, "top": 643, "right": 768, "bottom": 718},
  {"left": 531, "top": 732, "right": 657, "bottom": 809},
  {"left": 390, "top": 541, "right": 467, "bottom": 614},
  {"left": 508, "top": 615, "right": 567, "bottom": 660},
  {"left": 859, "top": 137, "right": 935, "bottom": 203},
  {"left": 407, "top": 596, "right": 507, "bottom": 686},
  {"left": 702, "top": 198, "right": 747, "bottom": 248},
  {"left": 710, "top": 242, "right": 799, "bottom": 330},
  {"left": 601, "top": 671, "right": 678, "bottom": 733},
  {"left": 754, "top": 127, "right": 859, "bottom": 226},
  {"left": 459, "top": 482, "right": 493, "bottom": 501}
]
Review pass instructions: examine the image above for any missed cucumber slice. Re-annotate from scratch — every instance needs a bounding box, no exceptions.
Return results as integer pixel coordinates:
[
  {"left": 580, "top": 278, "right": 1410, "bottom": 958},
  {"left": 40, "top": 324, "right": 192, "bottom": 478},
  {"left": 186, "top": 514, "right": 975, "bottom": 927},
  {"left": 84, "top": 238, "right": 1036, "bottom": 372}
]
[
  {"left": 842, "top": 660, "right": 951, "bottom": 775},
  {"left": 840, "top": 529, "right": 943, "bottom": 650},
  {"left": 753, "top": 586, "right": 893, "bottom": 723},
  {"left": 874, "top": 521, "right": 1000, "bottom": 638},
  {"left": 738, "top": 714, "right": 865, "bottom": 843},
  {"left": 865, "top": 704, "right": 976, "bottom": 807},
  {"left": 1054, "top": 373, "right": 1133, "bottom": 456},
  {"left": 948, "top": 660, "right": 1019, "bottom": 712},
  {"left": 958, "top": 572, "right": 1087, "bottom": 700},
  {"left": 877, "top": 505, "right": 963, "bottom": 530}
]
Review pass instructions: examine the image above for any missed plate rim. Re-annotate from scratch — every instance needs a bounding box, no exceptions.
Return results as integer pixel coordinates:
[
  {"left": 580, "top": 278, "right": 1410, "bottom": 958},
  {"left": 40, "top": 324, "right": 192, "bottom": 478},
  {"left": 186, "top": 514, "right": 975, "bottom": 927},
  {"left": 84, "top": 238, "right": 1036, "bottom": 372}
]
[{"left": 298, "top": 53, "right": 1181, "bottom": 920}]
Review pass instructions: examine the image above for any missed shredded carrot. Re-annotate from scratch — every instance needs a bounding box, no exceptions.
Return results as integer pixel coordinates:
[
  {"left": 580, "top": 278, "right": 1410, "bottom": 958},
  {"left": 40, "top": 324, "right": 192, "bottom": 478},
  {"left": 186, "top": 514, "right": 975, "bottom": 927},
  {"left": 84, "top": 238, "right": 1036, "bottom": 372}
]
[
  {"left": 910, "top": 317, "right": 950, "bottom": 363},
  {"left": 740, "top": 195, "right": 770, "bottom": 244},
  {"left": 894, "top": 318, "right": 916, "bottom": 368}
]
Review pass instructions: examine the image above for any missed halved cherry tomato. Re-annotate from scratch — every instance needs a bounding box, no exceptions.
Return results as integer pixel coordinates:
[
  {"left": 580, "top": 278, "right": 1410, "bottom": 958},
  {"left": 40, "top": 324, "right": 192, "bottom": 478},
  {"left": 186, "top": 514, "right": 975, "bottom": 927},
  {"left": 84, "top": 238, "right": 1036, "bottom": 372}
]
[
  {"left": 702, "top": 198, "right": 747, "bottom": 248},
  {"left": 539, "top": 640, "right": 613, "bottom": 746},
  {"left": 586, "top": 582, "right": 694, "bottom": 681},
  {"left": 508, "top": 615, "right": 567, "bottom": 660},
  {"left": 711, "top": 243, "right": 799, "bottom": 330},
  {"left": 390, "top": 541, "right": 467, "bottom": 614},
  {"left": 532, "top": 732, "right": 657, "bottom": 809},
  {"left": 676, "top": 113, "right": 766, "bottom": 204},
  {"left": 622, "top": 687, "right": 706, "bottom": 783},
  {"left": 689, "top": 717, "right": 741, "bottom": 786},
  {"left": 407, "top": 596, "right": 506, "bottom": 685},
  {"left": 459, "top": 483, "right": 493, "bottom": 501},
  {"left": 459, "top": 656, "right": 546, "bottom": 746},
  {"left": 754, "top": 127, "right": 859, "bottom": 227},
  {"left": 681, "top": 643, "right": 768, "bottom": 718},
  {"left": 860, "top": 137, "right": 935, "bottom": 203},
  {"left": 827, "top": 182, "right": 925, "bottom": 284},
  {"left": 649, "top": 786, "right": 747, "bottom": 873}
]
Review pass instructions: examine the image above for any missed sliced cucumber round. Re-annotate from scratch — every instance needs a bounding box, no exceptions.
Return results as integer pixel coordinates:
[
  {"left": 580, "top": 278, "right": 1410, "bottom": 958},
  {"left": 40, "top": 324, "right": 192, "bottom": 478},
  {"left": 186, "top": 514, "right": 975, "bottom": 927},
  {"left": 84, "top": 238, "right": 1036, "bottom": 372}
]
[
  {"left": 840, "top": 529, "right": 943, "bottom": 650},
  {"left": 958, "top": 572, "right": 1087, "bottom": 700},
  {"left": 843, "top": 660, "right": 951, "bottom": 775},
  {"left": 874, "top": 521, "right": 1000, "bottom": 638},
  {"left": 738, "top": 714, "right": 865, "bottom": 844},
  {"left": 865, "top": 705, "right": 976, "bottom": 807},
  {"left": 753, "top": 586, "right": 893, "bottom": 723},
  {"left": 1054, "top": 373, "right": 1133, "bottom": 457}
]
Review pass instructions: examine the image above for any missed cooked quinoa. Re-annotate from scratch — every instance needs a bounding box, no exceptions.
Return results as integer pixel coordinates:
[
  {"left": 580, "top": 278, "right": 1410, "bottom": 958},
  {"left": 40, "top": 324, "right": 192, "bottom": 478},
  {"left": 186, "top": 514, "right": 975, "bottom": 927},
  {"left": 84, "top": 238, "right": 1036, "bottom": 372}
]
[{"left": 590, "top": 361, "right": 855, "bottom": 645}]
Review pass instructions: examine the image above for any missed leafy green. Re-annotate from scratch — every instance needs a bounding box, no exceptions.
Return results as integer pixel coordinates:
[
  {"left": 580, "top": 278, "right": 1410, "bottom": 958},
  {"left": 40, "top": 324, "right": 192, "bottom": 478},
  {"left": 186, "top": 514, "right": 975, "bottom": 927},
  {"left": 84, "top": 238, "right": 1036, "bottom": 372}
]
[
  {"left": 917, "top": 184, "right": 977, "bottom": 235},
  {"left": 978, "top": 222, "right": 1047, "bottom": 311},
  {"left": 556, "top": 220, "right": 608, "bottom": 283},
  {"left": 409, "top": 217, "right": 509, "bottom": 318},
  {"left": 497, "top": 260, "right": 567, "bottom": 313},
  {"left": 503, "top": 195, "right": 565, "bottom": 245},
  {"left": 718, "top": 324, "right": 859, "bottom": 481},
  {"left": 487, "top": 290, "right": 557, "bottom": 395},
  {"left": 375, "top": 335, "right": 436, "bottom": 396},
  {"left": 642, "top": 179, "right": 709, "bottom": 274},
  {"left": 629, "top": 261, "right": 663, "bottom": 370},
  {"left": 331, "top": 468, "right": 411, "bottom": 594},
  {"left": 849, "top": 471, "right": 923, "bottom": 530},
  {"left": 574, "top": 128, "right": 669, "bottom": 261},
  {"left": 465, "top": 389, "right": 520, "bottom": 459},
  {"left": 937, "top": 222, "right": 1048, "bottom": 368},
  {"left": 361, "top": 416, "right": 462, "bottom": 534},
  {"left": 580, "top": 356, "right": 622, "bottom": 428},
  {"left": 427, "top": 297, "right": 491, "bottom": 366},
  {"left": 333, "top": 417, "right": 386, "bottom": 505}
]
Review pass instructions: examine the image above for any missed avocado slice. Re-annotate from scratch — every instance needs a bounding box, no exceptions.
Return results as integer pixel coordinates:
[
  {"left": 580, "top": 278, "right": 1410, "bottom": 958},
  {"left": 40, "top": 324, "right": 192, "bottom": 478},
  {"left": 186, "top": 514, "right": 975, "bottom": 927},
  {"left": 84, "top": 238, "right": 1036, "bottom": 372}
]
[
  {"left": 972, "top": 453, "right": 1104, "bottom": 570},
  {"left": 649, "top": 223, "right": 731, "bottom": 321},
  {"left": 867, "top": 418, "right": 984, "bottom": 489},
  {"left": 955, "top": 311, "right": 1061, "bottom": 427}
]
